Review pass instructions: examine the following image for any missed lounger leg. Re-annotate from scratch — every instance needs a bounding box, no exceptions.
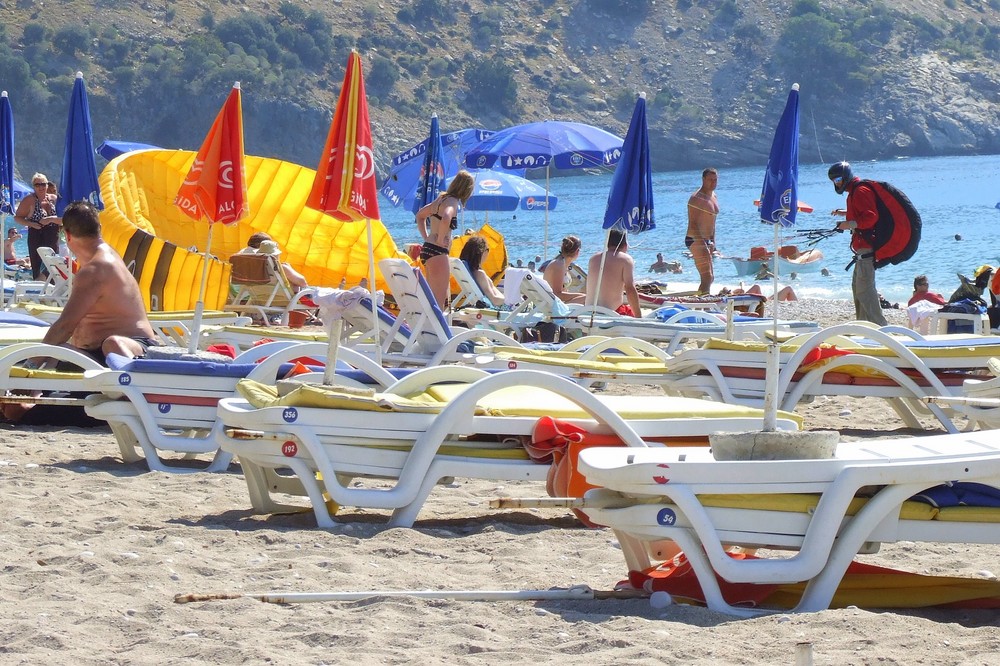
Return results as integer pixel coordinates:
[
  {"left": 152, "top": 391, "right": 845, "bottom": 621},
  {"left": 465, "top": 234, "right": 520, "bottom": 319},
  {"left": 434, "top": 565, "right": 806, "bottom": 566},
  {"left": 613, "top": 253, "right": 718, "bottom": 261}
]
[{"left": 387, "top": 466, "right": 448, "bottom": 528}]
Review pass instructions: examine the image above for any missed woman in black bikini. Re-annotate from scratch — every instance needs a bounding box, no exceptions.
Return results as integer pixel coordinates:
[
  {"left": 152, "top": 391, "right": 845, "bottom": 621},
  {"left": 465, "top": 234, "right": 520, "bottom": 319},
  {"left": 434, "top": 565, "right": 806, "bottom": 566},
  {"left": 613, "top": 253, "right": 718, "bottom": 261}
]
[
  {"left": 415, "top": 170, "right": 475, "bottom": 308},
  {"left": 13, "top": 172, "right": 61, "bottom": 279}
]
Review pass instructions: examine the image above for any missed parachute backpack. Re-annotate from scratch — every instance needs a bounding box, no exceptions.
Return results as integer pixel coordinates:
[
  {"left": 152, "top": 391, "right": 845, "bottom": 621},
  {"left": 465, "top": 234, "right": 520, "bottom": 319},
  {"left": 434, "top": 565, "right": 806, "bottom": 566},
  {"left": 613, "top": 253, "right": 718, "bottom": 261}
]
[{"left": 860, "top": 180, "right": 922, "bottom": 269}]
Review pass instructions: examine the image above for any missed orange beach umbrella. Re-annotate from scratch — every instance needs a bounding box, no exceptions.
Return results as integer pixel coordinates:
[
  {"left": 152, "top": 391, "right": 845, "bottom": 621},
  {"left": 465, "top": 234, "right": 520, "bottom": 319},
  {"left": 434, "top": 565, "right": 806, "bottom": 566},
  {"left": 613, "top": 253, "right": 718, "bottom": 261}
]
[
  {"left": 175, "top": 82, "right": 249, "bottom": 352},
  {"left": 308, "top": 51, "right": 380, "bottom": 222},
  {"left": 308, "top": 51, "right": 382, "bottom": 374}
]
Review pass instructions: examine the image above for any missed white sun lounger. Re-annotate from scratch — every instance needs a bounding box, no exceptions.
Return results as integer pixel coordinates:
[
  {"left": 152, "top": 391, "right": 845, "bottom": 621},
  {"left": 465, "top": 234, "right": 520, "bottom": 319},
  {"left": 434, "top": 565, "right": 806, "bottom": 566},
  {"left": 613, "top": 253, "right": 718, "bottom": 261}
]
[
  {"left": 214, "top": 367, "right": 801, "bottom": 528},
  {"left": 578, "top": 429, "right": 1000, "bottom": 616},
  {"left": 81, "top": 342, "right": 403, "bottom": 473},
  {"left": 585, "top": 323, "right": 997, "bottom": 433}
]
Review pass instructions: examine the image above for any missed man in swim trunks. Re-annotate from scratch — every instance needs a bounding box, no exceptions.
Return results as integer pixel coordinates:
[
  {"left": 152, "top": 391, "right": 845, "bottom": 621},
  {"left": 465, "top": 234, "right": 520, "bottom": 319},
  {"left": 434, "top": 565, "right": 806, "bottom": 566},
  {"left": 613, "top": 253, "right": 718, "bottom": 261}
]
[
  {"left": 685, "top": 168, "right": 720, "bottom": 295},
  {"left": 40, "top": 201, "right": 160, "bottom": 364}
]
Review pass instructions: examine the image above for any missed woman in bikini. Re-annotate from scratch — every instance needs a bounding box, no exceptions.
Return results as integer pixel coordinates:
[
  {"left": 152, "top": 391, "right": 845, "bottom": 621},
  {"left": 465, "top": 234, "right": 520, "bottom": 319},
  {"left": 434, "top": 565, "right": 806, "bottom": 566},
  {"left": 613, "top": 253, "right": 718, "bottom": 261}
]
[
  {"left": 415, "top": 170, "right": 475, "bottom": 308},
  {"left": 541, "top": 235, "right": 585, "bottom": 304},
  {"left": 13, "top": 172, "right": 61, "bottom": 279}
]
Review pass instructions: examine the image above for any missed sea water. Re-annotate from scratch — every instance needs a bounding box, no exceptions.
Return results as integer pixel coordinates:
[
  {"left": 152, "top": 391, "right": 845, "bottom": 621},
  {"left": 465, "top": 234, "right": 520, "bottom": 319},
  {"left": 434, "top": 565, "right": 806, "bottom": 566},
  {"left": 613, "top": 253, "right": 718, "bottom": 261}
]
[
  {"left": 380, "top": 153, "right": 1000, "bottom": 304},
  {"left": 4, "top": 154, "right": 995, "bottom": 303}
]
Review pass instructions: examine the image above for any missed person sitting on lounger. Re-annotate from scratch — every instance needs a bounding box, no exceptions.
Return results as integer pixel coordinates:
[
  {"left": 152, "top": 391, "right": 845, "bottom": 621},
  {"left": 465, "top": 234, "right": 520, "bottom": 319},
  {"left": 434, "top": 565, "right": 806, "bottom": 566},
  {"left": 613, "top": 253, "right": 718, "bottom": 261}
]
[
  {"left": 2, "top": 202, "right": 160, "bottom": 424},
  {"left": 459, "top": 235, "right": 505, "bottom": 306},
  {"left": 541, "top": 235, "right": 586, "bottom": 304},
  {"left": 586, "top": 229, "right": 642, "bottom": 317},
  {"left": 40, "top": 201, "right": 160, "bottom": 363},
  {"left": 3, "top": 228, "right": 30, "bottom": 269},
  {"left": 908, "top": 274, "right": 946, "bottom": 307}
]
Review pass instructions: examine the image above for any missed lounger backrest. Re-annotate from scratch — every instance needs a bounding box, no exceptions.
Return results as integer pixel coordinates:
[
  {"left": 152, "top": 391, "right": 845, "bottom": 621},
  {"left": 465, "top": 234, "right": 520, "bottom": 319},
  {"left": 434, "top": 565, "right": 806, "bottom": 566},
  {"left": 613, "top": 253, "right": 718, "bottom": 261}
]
[
  {"left": 228, "top": 253, "right": 295, "bottom": 308},
  {"left": 378, "top": 258, "right": 453, "bottom": 356},
  {"left": 448, "top": 256, "right": 496, "bottom": 309}
]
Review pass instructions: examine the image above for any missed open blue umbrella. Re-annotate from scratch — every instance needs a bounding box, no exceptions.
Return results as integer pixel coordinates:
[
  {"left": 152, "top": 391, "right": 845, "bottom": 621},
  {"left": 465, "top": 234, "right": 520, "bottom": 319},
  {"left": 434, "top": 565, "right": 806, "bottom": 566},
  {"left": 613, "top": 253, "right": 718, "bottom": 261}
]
[
  {"left": 758, "top": 83, "right": 801, "bottom": 431},
  {"left": 465, "top": 120, "right": 622, "bottom": 171},
  {"left": 380, "top": 127, "right": 495, "bottom": 210},
  {"left": 96, "top": 139, "right": 161, "bottom": 161},
  {"left": 456, "top": 169, "right": 558, "bottom": 212},
  {"left": 465, "top": 120, "right": 623, "bottom": 257},
  {"left": 603, "top": 92, "right": 654, "bottom": 234},
  {"left": 411, "top": 114, "right": 446, "bottom": 214},
  {"left": 58, "top": 72, "right": 103, "bottom": 214},
  {"left": 0, "top": 90, "right": 14, "bottom": 216},
  {"left": 758, "top": 84, "right": 800, "bottom": 228}
]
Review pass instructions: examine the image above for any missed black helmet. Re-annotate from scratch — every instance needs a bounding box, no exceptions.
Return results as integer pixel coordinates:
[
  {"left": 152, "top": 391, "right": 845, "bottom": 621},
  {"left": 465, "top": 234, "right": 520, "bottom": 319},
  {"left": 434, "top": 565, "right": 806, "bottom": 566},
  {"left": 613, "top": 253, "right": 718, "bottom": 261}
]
[{"left": 828, "top": 161, "right": 853, "bottom": 194}]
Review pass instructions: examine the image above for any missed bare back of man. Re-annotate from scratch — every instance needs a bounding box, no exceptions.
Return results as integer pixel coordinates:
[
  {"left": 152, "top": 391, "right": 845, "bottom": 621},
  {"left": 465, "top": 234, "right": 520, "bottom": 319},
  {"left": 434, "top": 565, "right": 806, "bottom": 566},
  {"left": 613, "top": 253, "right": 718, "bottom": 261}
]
[
  {"left": 585, "top": 231, "right": 641, "bottom": 317},
  {"left": 686, "top": 168, "right": 720, "bottom": 295},
  {"left": 42, "top": 202, "right": 157, "bottom": 361}
]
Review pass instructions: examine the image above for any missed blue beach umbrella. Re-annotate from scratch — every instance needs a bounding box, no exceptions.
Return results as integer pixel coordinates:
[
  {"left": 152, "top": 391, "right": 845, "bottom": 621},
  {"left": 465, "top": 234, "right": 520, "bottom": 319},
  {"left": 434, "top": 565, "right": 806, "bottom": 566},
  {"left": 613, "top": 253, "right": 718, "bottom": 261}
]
[
  {"left": 59, "top": 72, "right": 103, "bottom": 214},
  {"left": 457, "top": 169, "right": 558, "bottom": 212},
  {"left": 758, "top": 83, "right": 801, "bottom": 431},
  {"left": 0, "top": 90, "right": 14, "bottom": 216},
  {"left": 96, "top": 139, "right": 160, "bottom": 161},
  {"left": 465, "top": 120, "right": 623, "bottom": 258},
  {"left": 603, "top": 92, "right": 655, "bottom": 234},
  {"left": 591, "top": 93, "right": 654, "bottom": 315},
  {"left": 380, "top": 127, "right": 495, "bottom": 210},
  {"left": 411, "top": 114, "right": 446, "bottom": 214},
  {"left": 758, "top": 84, "right": 800, "bottom": 228}
]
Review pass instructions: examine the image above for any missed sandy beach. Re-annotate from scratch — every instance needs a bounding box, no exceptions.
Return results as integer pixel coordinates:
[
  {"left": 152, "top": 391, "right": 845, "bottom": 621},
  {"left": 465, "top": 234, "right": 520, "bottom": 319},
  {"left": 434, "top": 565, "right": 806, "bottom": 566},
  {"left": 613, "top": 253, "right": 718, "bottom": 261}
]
[{"left": 3, "top": 299, "right": 999, "bottom": 665}]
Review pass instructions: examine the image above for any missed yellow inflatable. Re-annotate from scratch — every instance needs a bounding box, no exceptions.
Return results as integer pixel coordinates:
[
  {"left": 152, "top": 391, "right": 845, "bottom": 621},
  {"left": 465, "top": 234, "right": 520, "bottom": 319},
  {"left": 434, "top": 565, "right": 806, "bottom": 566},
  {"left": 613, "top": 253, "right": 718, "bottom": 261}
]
[
  {"left": 450, "top": 223, "right": 509, "bottom": 291},
  {"left": 99, "top": 149, "right": 406, "bottom": 311}
]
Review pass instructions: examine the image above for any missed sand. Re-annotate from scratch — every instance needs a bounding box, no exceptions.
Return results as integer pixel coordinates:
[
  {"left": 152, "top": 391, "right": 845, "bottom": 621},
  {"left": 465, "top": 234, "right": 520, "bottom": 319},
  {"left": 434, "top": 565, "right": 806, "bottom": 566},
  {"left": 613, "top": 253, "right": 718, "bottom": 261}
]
[{"left": 3, "top": 300, "right": 999, "bottom": 665}]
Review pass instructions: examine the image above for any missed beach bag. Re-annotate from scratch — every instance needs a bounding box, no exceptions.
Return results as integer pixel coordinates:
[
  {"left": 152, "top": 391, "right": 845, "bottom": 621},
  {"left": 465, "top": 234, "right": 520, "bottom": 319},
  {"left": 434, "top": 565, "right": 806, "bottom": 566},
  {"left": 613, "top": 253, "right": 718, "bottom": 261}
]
[{"left": 858, "top": 180, "right": 922, "bottom": 269}]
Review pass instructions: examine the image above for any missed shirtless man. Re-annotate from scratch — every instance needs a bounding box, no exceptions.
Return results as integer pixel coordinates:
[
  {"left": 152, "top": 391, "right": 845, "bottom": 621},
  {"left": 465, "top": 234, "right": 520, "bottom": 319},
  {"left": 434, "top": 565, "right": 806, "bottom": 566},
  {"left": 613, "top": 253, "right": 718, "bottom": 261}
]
[
  {"left": 686, "top": 168, "right": 720, "bottom": 295},
  {"left": 585, "top": 229, "right": 641, "bottom": 317},
  {"left": 41, "top": 201, "right": 158, "bottom": 363}
]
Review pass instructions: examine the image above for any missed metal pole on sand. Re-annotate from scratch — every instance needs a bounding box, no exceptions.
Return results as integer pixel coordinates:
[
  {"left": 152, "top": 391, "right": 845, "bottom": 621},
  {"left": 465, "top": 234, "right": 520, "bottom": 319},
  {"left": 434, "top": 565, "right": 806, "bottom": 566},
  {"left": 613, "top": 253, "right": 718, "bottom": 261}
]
[
  {"left": 188, "top": 221, "right": 215, "bottom": 354},
  {"left": 175, "top": 585, "right": 646, "bottom": 605}
]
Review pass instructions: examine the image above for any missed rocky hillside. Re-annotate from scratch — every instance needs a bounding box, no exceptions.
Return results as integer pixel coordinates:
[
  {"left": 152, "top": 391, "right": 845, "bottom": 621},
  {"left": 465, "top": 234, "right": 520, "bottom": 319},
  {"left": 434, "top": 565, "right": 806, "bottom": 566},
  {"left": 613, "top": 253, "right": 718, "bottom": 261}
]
[{"left": 1, "top": 0, "right": 998, "bottom": 180}]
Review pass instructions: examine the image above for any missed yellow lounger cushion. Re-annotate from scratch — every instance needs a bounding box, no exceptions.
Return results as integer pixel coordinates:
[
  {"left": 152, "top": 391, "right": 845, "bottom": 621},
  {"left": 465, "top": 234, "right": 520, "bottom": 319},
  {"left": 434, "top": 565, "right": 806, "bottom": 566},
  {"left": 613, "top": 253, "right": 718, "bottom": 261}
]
[
  {"left": 236, "top": 379, "right": 455, "bottom": 414},
  {"left": 492, "top": 352, "right": 670, "bottom": 373},
  {"left": 697, "top": 493, "right": 936, "bottom": 521},
  {"left": 9, "top": 367, "right": 87, "bottom": 380},
  {"left": 236, "top": 379, "right": 802, "bottom": 426},
  {"left": 212, "top": 325, "right": 328, "bottom": 341},
  {"left": 705, "top": 337, "right": 999, "bottom": 359},
  {"left": 422, "top": 384, "right": 803, "bottom": 425},
  {"left": 695, "top": 493, "right": 1000, "bottom": 522}
]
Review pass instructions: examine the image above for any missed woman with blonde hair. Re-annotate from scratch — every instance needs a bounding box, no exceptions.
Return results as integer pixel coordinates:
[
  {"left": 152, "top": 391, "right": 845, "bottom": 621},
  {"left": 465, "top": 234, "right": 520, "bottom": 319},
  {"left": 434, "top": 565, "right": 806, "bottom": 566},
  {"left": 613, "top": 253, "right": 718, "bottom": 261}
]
[
  {"left": 541, "top": 235, "right": 585, "bottom": 304},
  {"left": 13, "top": 172, "right": 61, "bottom": 279},
  {"left": 415, "top": 170, "right": 475, "bottom": 308}
]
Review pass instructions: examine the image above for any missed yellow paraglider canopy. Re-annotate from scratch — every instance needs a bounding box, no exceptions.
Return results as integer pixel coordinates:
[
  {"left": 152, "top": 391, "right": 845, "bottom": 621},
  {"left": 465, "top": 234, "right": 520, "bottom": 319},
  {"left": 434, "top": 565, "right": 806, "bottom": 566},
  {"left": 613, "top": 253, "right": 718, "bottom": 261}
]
[{"left": 99, "top": 149, "right": 406, "bottom": 311}]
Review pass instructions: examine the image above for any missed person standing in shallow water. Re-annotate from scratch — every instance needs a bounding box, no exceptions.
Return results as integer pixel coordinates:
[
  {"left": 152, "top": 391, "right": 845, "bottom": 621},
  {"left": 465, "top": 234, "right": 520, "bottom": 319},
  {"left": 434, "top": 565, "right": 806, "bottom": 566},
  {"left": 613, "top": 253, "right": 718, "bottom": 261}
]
[
  {"left": 13, "top": 172, "right": 61, "bottom": 279},
  {"left": 686, "top": 168, "right": 719, "bottom": 295}
]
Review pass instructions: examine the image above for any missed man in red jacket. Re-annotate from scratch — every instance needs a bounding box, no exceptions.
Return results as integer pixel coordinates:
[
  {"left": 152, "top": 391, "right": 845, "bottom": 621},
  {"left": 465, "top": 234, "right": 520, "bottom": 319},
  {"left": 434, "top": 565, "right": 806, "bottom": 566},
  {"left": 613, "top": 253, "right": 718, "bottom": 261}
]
[{"left": 829, "top": 161, "right": 887, "bottom": 325}]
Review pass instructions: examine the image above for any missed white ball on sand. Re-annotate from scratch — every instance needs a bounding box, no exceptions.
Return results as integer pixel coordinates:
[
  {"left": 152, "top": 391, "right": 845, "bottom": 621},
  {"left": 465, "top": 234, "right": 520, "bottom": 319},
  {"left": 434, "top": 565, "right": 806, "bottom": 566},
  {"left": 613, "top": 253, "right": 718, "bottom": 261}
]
[{"left": 649, "top": 591, "right": 673, "bottom": 609}]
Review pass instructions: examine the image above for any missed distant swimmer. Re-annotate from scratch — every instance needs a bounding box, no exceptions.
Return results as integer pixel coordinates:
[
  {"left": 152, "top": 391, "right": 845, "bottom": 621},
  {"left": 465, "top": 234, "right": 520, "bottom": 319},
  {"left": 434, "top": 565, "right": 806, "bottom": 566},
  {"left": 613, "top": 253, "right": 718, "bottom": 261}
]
[{"left": 649, "top": 252, "right": 682, "bottom": 274}]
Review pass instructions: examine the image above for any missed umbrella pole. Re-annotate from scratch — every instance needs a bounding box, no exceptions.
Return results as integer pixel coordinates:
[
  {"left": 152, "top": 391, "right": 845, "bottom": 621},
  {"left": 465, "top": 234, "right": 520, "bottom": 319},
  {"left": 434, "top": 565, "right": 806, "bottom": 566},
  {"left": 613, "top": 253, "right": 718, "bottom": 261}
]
[
  {"left": 589, "top": 229, "right": 613, "bottom": 327},
  {"left": 188, "top": 221, "right": 215, "bottom": 354},
  {"left": 366, "top": 218, "right": 381, "bottom": 366},
  {"left": 543, "top": 166, "right": 550, "bottom": 260},
  {"left": 0, "top": 215, "right": 6, "bottom": 309},
  {"left": 762, "top": 222, "right": 780, "bottom": 431},
  {"left": 323, "top": 320, "right": 343, "bottom": 385}
]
